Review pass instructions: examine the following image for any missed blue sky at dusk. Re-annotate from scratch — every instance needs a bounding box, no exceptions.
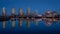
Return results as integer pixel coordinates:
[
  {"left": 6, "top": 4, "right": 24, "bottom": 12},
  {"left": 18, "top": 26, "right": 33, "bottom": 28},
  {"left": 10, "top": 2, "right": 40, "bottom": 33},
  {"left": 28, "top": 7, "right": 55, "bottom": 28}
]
[{"left": 0, "top": 0, "right": 60, "bottom": 14}]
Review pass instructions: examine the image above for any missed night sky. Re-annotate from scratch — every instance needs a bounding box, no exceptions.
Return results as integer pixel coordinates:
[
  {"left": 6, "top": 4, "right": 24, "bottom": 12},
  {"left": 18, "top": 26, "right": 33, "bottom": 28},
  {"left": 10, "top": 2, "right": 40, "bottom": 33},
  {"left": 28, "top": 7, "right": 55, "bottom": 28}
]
[{"left": 0, "top": 0, "right": 60, "bottom": 34}]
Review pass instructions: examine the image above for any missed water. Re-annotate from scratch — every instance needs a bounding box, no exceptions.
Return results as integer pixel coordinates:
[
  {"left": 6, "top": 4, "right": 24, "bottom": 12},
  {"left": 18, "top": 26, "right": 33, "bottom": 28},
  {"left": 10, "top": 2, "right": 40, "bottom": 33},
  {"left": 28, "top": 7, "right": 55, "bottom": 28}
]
[
  {"left": 0, "top": 20, "right": 60, "bottom": 34},
  {"left": 0, "top": 0, "right": 60, "bottom": 34}
]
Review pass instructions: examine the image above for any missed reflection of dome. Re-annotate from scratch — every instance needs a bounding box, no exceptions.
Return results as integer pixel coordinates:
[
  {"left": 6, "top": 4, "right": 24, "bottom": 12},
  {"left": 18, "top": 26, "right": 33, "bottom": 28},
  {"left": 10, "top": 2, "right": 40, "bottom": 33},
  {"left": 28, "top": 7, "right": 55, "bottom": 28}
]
[
  {"left": 53, "top": 18, "right": 58, "bottom": 22},
  {"left": 36, "top": 19, "right": 42, "bottom": 21},
  {"left": 46, "top": 21, "right": 52, "bottom": 26},
  {"left": 45, "top": 18, "right": 52, "bottom": 26}
]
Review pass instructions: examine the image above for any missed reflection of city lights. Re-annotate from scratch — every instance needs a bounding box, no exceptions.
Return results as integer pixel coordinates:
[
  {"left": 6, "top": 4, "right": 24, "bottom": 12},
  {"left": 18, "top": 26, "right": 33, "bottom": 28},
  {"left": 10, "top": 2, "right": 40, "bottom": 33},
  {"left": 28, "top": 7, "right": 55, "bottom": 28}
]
[
  {"left": 0, "top": 7, "right": 60, "bottom": 28},
  {"left": 19, "top": 18, "right": 23, "bottom": 27},
  {"left": 46, "top": 21, "right": 52, "bottom": 26},
  {"left": 27, "top": 19, "right": 30, "bottom": 28}
]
